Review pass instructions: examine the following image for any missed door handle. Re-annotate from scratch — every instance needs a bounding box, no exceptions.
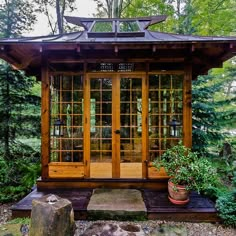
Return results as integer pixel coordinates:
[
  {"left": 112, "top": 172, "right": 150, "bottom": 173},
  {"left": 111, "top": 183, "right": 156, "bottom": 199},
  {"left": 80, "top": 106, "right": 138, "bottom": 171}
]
[{"left": 114, "top": 130, "right": 120, "bottom": 134}]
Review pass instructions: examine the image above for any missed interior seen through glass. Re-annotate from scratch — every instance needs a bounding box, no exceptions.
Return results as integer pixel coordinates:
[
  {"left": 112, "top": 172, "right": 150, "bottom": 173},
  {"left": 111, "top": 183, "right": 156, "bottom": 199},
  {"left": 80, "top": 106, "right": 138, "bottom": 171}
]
[{"left": 49, "top": 74, "right": 183, "bottom": 163}]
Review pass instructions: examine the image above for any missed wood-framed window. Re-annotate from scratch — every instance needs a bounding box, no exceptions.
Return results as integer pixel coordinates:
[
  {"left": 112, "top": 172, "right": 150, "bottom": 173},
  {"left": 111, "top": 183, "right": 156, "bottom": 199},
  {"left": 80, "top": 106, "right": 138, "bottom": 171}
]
[
  {"left": 148, "top": 74, "right": 183, "bottom": 160},
  {"left": 49, "top": 74, "right": 84, "bottom": 163}
]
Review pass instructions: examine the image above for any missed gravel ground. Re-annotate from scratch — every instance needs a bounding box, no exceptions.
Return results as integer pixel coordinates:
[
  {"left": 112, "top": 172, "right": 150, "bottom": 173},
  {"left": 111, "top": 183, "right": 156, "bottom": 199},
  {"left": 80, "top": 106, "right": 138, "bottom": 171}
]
[
  {"left": 1, "top": 204, "right": 236, "bottom": 236},
  {"left": 75, "top": 220, "right": 236, "bottom": 236}
]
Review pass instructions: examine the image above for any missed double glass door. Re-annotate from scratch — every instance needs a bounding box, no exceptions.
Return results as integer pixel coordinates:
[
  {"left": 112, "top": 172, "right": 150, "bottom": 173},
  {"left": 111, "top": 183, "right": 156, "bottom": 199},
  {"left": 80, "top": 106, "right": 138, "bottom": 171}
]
[{"left": 87, "top": 74, "right": 147, "bottom": 178}]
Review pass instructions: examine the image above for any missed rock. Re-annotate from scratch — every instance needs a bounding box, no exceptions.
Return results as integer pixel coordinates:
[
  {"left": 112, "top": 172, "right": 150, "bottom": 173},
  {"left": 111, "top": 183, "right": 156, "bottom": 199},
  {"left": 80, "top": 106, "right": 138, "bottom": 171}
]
[
  {"left": 81, "top": 222, "right": 145, "bottom": 236},
  {"left": 30, "top": 194, "right": 75, "bottom": 236},
  {"left": 87, "top": 189, "right": 147, "bottom": 220},
  {"left": 150, "top": 224, "right": 187, "bottom": 236}
]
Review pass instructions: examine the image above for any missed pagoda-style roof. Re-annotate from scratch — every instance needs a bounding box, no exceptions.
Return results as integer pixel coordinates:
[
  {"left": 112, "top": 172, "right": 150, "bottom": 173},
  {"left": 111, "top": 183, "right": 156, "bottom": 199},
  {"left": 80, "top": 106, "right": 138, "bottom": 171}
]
[{"left": 0, "top": 16, "right": 235, "bottom": 78}]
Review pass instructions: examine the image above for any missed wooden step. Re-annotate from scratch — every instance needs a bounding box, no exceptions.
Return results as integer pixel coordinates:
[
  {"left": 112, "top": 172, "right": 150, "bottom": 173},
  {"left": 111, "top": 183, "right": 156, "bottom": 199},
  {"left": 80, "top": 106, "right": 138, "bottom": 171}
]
[{"left": 11, "top": 188, "right": 220, "bottom": 222}]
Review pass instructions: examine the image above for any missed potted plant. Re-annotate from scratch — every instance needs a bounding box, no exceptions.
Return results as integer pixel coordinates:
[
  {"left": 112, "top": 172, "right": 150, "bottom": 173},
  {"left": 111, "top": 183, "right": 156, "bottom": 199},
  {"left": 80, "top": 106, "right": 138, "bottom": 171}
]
[{"left": 153, "top": 142, "right": 218, "bottom": 204}]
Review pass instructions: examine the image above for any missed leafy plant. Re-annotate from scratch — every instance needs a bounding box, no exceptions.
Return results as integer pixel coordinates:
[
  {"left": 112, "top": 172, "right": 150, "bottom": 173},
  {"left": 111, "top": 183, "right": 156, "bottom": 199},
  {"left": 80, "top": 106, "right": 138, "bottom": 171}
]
[
  {"left": 0, "top": 141, "right": 41, "bottom": 203},
  {"left": 153, "top": 142, "right": 219, "bottom": 193},
  {"left": 216, "top": 191, "right": 236, "bottom": 227},
  {"left": 215, "top": 164, "right": 236, "bottom": 227}
]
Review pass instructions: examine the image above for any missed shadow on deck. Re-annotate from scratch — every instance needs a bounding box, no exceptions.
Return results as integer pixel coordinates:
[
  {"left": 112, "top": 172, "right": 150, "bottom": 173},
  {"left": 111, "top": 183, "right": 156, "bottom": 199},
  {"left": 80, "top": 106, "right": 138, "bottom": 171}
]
[{"left": 11, "top": 188, "right": 219, "bottom": 222}]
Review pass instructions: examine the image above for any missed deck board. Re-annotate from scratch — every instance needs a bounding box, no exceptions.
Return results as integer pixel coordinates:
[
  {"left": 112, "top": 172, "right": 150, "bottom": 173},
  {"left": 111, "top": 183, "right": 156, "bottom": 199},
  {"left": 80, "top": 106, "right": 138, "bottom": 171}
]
[
  {"left": 143, "top": 190, "right": 219, "bottom": 222},
  {"left": 11, "top": 188, "right": 219, "bottom": 222}
]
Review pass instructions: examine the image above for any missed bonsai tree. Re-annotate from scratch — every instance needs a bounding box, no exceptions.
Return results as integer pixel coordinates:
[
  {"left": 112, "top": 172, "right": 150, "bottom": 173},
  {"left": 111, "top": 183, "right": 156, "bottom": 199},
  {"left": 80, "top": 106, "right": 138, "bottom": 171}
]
[{"left": 153, "top": 142, "right": 218, "bottom": 204}]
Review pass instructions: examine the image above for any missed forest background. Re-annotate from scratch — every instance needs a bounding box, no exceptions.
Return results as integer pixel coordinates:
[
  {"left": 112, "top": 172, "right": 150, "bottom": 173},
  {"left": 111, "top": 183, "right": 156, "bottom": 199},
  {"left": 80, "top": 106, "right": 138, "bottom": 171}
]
[{"left": 0, "top": 0, "right": 235, "bottom": 226}]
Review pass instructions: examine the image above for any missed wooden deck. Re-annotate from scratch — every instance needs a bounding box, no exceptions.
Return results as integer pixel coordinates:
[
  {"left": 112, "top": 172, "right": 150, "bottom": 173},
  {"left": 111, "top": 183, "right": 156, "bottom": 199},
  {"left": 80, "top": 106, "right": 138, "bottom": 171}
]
[{"left": 11, "top": 188, "right": 220, "bottom": 222}]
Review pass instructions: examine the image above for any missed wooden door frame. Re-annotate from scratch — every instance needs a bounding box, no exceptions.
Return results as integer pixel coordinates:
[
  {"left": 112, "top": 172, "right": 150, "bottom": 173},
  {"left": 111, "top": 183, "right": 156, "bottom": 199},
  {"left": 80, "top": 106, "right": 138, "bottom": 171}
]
[{"left": 84, "top": 72, "right": 148, "bottom": 179}]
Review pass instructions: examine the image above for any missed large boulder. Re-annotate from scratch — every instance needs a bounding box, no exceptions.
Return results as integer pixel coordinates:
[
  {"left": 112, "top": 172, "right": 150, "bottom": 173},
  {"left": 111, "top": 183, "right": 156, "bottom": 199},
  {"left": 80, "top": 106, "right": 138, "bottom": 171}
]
[{"left": 30, "top": 194, "right": 75, "bottom": 236}]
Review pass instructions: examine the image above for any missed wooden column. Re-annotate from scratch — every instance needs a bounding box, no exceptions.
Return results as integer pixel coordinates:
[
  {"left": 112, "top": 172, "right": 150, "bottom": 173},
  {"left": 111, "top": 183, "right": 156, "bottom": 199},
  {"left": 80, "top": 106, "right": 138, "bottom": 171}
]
[
  {"left": 83, "top": 73, "right": 90, "bottom": 178},
  {"left": 183, "top": 64, "right": 192, "bottom": 148},
  {"left": 41, "top": 54, "right": 50, "bottom": 179},
  {"left": 142, "top": 72, "right": 148, "bottom": 178},
  {"left": 112, "top": 75, "right": 120, "bottom": 178}
]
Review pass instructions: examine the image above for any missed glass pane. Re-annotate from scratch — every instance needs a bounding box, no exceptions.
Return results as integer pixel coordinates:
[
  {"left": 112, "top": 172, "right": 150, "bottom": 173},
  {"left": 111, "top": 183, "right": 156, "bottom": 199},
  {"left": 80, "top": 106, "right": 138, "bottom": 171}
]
[
  {"left": 90, "top": 78, "right": 112, "bottom": 163},
  {"left": 120, "top": 78, "right": 142, "bottom": 163},
  {"left": 148, "top": 74, "right": 183, "bottom": 161},
  {"left": 50, "top": 75, "right": 84, "bottom": 163},
  {"left": 119, "top": 21, "right": 140, "bottom": 32},
  {"left": 91, "top": 21, "right": 113, "bottom": 32},
  {"left": 73, "top": 76, "right": 83, "bottom": 90}
]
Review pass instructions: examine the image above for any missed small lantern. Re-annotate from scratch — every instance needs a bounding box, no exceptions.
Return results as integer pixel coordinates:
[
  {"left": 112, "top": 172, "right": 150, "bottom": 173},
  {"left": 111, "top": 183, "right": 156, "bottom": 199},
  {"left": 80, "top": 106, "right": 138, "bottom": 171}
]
[
  {"left": 53, "top": 118, "right": 64, "bottom": 137},
  {"left": 169, "top": 118, "right": 180, "bottom": 137}
]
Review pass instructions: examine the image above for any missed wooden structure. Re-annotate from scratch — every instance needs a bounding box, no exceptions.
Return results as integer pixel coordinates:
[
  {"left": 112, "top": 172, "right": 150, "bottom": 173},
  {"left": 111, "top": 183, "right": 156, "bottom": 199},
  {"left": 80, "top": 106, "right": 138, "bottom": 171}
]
[
  {"left": 12, "top": 188, "right": 219, "bottom": 222},
  {"left": 0, "top": 16, "right": 236, "bottom": 189}
]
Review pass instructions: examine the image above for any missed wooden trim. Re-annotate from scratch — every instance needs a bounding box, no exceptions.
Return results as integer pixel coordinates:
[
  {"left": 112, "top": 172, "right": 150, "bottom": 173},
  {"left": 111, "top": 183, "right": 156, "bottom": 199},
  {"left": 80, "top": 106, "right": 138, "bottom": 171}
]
[
  {"left": 142, "top": 73, "right": 148, "bottom": 178},
  {"left": 49, "top": 72, "right": 84, "bottom": 76},
  {"left": 48, "top": 162, "right": 84, "bottom": 178},
  {"left": 120, "top": 163, "right": 142, "bottom": 178},
  {"left": 148, "top": 166, "right": 168, "bottom": 179},
  {"left": 90, "top": 163, "right": 112, "bottom": 178},
  {"left": 48, "top": 58, "right": 185, "bottom": 64},
  {"left": 148, "top": 71, "right": 184, "bottom": 75},
  {"left": 37, "top": 178, "right": 168, "bottom": 190},
  {"left": 87, "top": 72, "right": 146, "bottom": 77},
  {"left": 112, "top": 75, "right": 120, "bottom": 178},
  {"left": 84, "top": 74, "right": 90, "bottom": 177},
  {"left": 183, "top": 64, "right": 192, "bottom": 148},
  {"left": 41, "top": 55, "right": 50, "bottom": 179}
]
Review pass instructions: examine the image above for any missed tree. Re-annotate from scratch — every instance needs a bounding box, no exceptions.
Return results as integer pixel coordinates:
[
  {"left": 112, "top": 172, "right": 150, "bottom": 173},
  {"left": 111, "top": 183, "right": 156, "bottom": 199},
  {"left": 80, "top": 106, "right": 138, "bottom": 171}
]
[
  {"left": 0, "top": 0, "right": 37, "bottom": 37},
  {"left": 121, "top": 0, "right": 236, "bottom": 155},
  {"left": 192, "top": 60, "right": 236, "bottom": 154},
  {"left": 0, "top": 1, "right": 41, "bottom": 202},
  {"left": 35, "top": 0, "right": 76, "bottom": 34},
  {"left": 0, "top": 62, "right": 40, "bottom": 159},
  {"left": 0, "top": 62, "right": 41, "bottom": 202},
  {"left": 94, "top": 0, "right": 132, "bottom": 18},
  {"left": 191, "top": 0, "right": 236, "bottom": 36}
]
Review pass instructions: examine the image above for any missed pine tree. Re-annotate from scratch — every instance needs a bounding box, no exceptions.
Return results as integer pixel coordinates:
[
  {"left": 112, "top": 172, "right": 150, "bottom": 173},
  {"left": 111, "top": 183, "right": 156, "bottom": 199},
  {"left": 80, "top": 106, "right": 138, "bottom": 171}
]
[{"left": 0, "top": 0, "right": 40, "bottom": 202}]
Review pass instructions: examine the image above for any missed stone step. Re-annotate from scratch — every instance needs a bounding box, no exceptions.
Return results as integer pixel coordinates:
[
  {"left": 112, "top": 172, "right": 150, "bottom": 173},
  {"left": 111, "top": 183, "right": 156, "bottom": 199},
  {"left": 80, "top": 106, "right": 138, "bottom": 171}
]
[{"left": 87, "top": 189, "right": 147, "bottom": 220}]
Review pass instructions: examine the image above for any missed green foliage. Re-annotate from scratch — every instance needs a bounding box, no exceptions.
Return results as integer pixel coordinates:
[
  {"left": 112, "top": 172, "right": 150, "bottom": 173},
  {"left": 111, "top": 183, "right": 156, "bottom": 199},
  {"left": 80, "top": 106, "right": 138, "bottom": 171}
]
[
  {"left": 215, "top": 155, "right": 236, "bottom": 227},
  {"left": 0, "top": 0, "right": 37, "bottom": 37},
  {"left": 0, "top": 62, "right": 41, "bottom": 159},
  {"left": 8, "top": 217, "right": 30, "bottom": 225},
  {"left": 153, "top": 142, "right": 219, "bottom": 193},
  {"left": 216, "top": 191, "right": 236, "bottom": 227},
  {"left": 191, "top": 0, "right": 236, "bottom": 36},
  {"left": 0, "top": 62, "right": 41, "bottom": 202},
  {"left": 0, "top": 141, "right": 41, "bottom": 202},
  {"left": 192, "top": 59, "right": 236, "bottom": 155}
]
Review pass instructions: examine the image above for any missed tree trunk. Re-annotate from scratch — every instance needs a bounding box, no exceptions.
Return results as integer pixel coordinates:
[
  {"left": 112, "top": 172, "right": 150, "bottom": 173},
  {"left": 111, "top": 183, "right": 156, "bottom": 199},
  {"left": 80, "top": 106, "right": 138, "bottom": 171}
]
[
  {"left": 4, "top": 70, "right": 11, "bottom": 159},
  {"left": 56, "top": 0, "right": 63, "bottom": 34}
]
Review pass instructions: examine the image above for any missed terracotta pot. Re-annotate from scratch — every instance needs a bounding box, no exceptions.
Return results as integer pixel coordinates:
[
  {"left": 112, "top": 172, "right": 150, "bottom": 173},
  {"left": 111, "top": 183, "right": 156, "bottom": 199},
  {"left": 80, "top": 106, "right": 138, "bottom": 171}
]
[{"left": 168, "top": 179, "right": 189, "bottom": 204}]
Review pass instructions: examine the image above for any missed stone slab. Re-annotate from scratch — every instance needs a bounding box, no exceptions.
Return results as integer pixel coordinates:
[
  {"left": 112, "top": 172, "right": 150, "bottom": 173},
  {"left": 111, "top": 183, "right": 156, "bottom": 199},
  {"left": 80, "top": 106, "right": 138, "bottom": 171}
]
[{"left": 87, "top": 189, "right": 147, "bottom": 220}]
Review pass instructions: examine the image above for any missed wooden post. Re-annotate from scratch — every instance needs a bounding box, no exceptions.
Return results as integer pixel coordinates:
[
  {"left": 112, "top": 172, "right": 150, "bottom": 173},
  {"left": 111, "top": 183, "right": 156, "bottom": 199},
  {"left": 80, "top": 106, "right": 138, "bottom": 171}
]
[
  {"left": 183, "top": 64, "right": 192, "bottom": 148},
  {"left": 142, "top": 72, "right": 148, "bottom": 178},
  {"left": 84, "top": 73, "right": 90, "bottom": 178},
  {"left": 112, "top": 75, "right": 120, "bottom": 178},
  {"left": 41, "top": 53, "right": 50, "bottom": 179}
]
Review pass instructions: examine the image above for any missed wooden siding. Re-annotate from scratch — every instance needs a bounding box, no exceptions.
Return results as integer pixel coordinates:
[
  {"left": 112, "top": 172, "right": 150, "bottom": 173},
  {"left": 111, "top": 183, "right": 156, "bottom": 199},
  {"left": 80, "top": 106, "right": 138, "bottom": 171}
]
[{"left": 48, "top": 162, "right": 84, "bottom": 178}]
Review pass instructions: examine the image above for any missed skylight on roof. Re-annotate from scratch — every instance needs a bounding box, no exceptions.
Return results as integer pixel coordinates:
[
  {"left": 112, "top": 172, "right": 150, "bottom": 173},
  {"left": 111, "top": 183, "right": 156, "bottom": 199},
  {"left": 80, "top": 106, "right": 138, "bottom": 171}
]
[
  {"left": 91, "top": 21, "right": 113, "bottom": 32},
  {"left": 88, "top": 19, "right": 144, "bottom": 38},
  {"left": 119, "top": 21, "right": 140, "bottom": 32}
]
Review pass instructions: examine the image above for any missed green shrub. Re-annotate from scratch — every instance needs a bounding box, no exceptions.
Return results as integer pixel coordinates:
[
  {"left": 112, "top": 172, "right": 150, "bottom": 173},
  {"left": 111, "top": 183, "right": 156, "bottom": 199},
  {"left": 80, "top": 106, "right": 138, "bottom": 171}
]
[
  {"left": 0, "top": 141, "right": 41, "bottom": 203},
  {"left": 153, "top": 142, "right": 219, "bottom": 193},
  {"left": 216, "top": 191, "right": 236, "bottom": 227},
  {"left": 215, "top": 168, "right": 236, "bottom": 228}
]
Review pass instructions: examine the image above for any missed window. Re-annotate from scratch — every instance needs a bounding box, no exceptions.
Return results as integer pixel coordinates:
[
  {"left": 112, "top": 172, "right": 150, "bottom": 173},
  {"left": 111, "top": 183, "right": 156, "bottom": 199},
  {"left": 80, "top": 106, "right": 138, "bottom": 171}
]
[
  {"left": 91, "top": 21, "right": 113, "bottom": 32},
  {"left": 148, "top": 74, "right": 183, "bottom": 160},
  {"left": 119, "top": 21, "right": 140, "bottom": 32},
  {"left": 50, "top": 75, "right": 84, "bottom": 162},
  {"left": 88, "top": 20, "right": 144, "bottom": 37}
]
